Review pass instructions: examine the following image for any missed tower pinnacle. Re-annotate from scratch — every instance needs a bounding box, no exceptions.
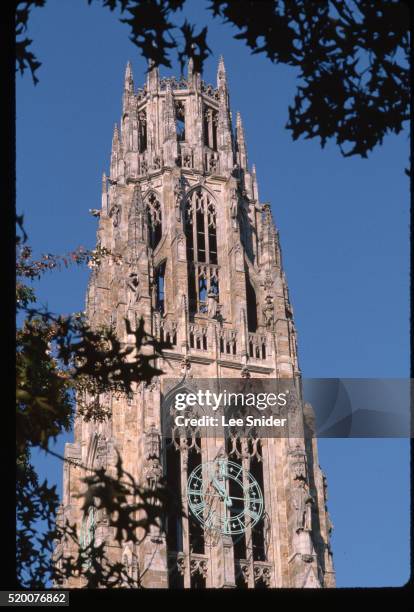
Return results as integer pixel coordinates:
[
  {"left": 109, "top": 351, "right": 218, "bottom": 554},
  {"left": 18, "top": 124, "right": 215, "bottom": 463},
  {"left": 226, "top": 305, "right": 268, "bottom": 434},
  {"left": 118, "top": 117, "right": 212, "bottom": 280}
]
[
  {"left": 236, "top": 112, "right": 248, "bottom": 170},
  {"left": 217, "top": 55, "right": 227, "bottom": 89},
  {"left": 124, "top": 61, "right": 134, "bottom": 92}
]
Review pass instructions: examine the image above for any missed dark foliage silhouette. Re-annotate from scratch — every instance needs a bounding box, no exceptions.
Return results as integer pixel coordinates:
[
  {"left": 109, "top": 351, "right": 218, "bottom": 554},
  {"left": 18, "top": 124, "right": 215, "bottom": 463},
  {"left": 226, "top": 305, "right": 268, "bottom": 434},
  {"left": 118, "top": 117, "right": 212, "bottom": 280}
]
[
  {"left": 16, "top": 223, "right": 175, "bottom": 587},
  {"left": 15, "top": 0, "right": 409, "bottom": 158}
]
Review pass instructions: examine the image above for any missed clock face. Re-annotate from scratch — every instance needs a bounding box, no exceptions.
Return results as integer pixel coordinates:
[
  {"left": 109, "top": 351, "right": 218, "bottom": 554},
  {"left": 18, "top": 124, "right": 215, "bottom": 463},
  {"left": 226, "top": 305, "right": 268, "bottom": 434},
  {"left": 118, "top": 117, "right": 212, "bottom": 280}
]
[{"left": 187, "top": 459, "right": 263, "bottom": 535}]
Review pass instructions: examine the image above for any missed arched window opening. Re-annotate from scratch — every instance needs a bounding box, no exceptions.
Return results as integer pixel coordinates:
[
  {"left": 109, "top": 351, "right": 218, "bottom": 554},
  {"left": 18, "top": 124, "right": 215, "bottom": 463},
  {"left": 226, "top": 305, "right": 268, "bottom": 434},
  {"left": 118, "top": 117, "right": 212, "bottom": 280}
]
[
  {"left": 249, "top": 440, "right": 266, "bottom": 562},
  {"left": 203, "top": 109, "right": 209, "bottom": 147},
  {"left": 147, "top": 193, "right": 162, "bottom": 250},
  {"left": 138, "top": 110, "right": 147, "bottom": 153},
  {"left": 185, "top": 189, "right": 219, "bottom": 315},
  {"left": 188, "top": 440, "right": 204, "bottom": 555},
  {"left": 190, "top": 572, "right": 206, "bottom": 589},
  {"left": 175, "top": 101, "right": 185, "bottom": 142},
  {"left": 203, "top": 106, "right": 218, "bottom": 151},
  {"left": 245, "top": 275, "right": 257, "bottom": 332},
  {"left": 155, "top": 261, "right": 166, "bottom": 315},
  {"left": 198, "top": 274, "right": 208, "bottom": 312},
  {"left": 240, "top": 208, "right": 254, "bottom": 263},
  {"left": 196, "top": 209, "right": 206, "bottom": 262},
  {"left": 226, "top": 437, "right": 247, "bottom": 561},
  {"left": 166, "top": 443, "right": 183, "bottom": 554},
  {"left": 236, "top": 571, "right": 248, "bottom": 588},
  {"left": 169, "top": 566, "right": 184, "bottom": 589}
]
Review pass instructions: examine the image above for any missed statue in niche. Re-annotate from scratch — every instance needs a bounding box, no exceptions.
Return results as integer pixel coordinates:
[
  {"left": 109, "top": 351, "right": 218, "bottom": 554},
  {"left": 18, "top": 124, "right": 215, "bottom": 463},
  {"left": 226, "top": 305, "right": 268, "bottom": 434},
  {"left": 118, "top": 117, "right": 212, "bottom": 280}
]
[
  {"left": 263, "top": 294, "right": 274, "bottom": 329},
  {"left": 183, "top": 153, "right": 192, "bottom": 168},
  {"left": 177, "top": 234, "right": 186, "bottom": 260},
  {"left": 110, "top": 204, "right": 120, "bottom": 228},
  {"left": 285, "top": 299, "right": 293, "bottom": 319},
  {"left": 209, "top": 154, "right": 218, "bottom": 173},
  {"left": 293, "top": 480, "right": 314, "bottom": 532},
  {"left": 230, "top": 189, "right": 238, "bottom": 230},
  {"left": 143, "top": 425, "right": 163, "bottom": 489},
  {"left": 235, "top": 244, "right": 243, "bottom": 272},
  {"left": 174, "top": 177, "right": 184, "bottom": 221},
  {"left": 127, "top": 271, "right": 140, "bottom": 307},
  {"left": 207, "top": 290, "right": 219, "bottom": 318}
]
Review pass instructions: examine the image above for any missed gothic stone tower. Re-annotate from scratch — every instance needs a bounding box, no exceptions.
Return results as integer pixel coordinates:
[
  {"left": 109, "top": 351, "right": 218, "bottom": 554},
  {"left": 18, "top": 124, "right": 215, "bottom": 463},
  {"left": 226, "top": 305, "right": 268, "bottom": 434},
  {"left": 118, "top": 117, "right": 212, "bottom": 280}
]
[{"left": 57, "top": 58, "right": 335, "bottom": 589}]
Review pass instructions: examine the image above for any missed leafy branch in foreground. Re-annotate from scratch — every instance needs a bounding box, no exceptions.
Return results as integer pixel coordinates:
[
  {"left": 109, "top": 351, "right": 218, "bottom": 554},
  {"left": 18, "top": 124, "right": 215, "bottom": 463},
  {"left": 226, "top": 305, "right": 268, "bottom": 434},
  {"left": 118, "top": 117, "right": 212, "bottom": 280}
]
[
  {"left": 16, "top": 231, "right": 172, "bottom": 588},
  {"left": 51, "top": 451, "right": 179, "bottom": 588},
  {"left": 16, "top": 0, "right": 409, "bottom": 159}
]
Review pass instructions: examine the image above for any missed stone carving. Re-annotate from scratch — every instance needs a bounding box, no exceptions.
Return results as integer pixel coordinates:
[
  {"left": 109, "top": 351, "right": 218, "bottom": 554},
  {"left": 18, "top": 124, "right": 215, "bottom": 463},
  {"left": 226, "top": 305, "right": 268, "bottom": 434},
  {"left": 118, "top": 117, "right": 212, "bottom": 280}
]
[
  {"left": 176, "top": 552, "right": 186, "bottom": 575},
  {"left": 235, "top": 244, "right": 244, "bottom": 272},
  {"left": 207, "top": 291, "right": 218, "bottom": 318},
  {"left": 208, "top": 153, "right": 218, "bottom": 172},
  {"left": 253, "top": 564, "right": 271, "bottom": 586},
  {"left": 262, "top": 295, "right": 274, "bottom": 329},
  {"left": 183, "top": 153, "right": 192, "bottom": 168},
  {"left": 180, "top": 356, "right": 191, "bottom": 374},
  {"left": 177, "top": 233, "right": 186, "bottom": 260},
  {"left": 174, "top": 176, "right": 185, "bottom": 221},
  {"left": 144, "top": 425, "right": 163, "bottom": 489},
  {"left": 240, "top": 562, "right": 250, "bottom": 583},
  {"left": 109, "top": 203, "right": 120, "bottom": 227},
  {"left": 241, "top": 365, "right": 251, "bottom": 379},
  {"left": 153, "top": 156, "right": 162, "bottom": 170},
  {"left": 190, "top": 557, "right": 208, "bottom": 577},
  {"left": 230, "top": 189, "right": 238, "bottom": 230},
  {"left": 126, "top": 271, "right": 140, "bottom": 306},
  {"left": 58, "top": 60, "right": 336, "bottom": 590},
  {"left": 264, "top": 270, "right": 274, "bottom": 291},
  {"left": 293, "top": 481, "right": 314, "bottom": 533}
]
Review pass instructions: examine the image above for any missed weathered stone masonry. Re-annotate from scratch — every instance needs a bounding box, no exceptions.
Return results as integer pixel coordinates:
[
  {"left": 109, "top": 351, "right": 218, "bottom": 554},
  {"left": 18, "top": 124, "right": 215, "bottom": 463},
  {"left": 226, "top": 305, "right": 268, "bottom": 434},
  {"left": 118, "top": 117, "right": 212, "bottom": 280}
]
[{"left": 56, "top": 58, "right": 335, "bottom": 589}]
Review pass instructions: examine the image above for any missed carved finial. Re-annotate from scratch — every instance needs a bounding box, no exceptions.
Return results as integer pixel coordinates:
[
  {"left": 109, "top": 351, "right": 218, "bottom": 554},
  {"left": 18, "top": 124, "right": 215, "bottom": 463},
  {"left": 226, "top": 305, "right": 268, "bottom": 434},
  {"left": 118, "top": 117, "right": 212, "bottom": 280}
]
[
  {"left": 163, "top": 81, "right": 176, "bottom": 144},
  {"left": 187, "top": 56, "right": 194, "bottom": 81},
  {"left": 236, "top": 112, "right": 248, "bottom": 170},
  {"left": 112, "top": 123, "right": 119, "bottom": 148},
  {"left": 217, "top": 55, "right": 227, "bottom": 88},
  {"left": 124, "top": 61, "right": 134, "bottom": 92}
]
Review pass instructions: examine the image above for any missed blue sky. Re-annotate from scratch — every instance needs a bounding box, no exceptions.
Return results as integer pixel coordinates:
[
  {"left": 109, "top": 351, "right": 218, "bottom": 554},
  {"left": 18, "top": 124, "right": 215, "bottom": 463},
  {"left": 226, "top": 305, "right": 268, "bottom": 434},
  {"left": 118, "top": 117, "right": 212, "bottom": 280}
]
[{"left": 17, "top": 0, "right": 410, "bottom": 587}]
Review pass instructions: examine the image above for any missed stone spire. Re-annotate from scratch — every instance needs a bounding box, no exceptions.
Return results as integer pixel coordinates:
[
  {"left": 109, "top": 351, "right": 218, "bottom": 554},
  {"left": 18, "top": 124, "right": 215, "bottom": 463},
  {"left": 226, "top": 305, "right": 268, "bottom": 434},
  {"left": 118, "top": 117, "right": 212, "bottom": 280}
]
[
  {"left": 146, "top": 59, "right": 159, "bottom": 92},
  {"left": 187, "top": 56, "right": 194, "bottom": 82},
  {"left": 163, "top": 82, "right": 176, "bottom": 141},
  {"left": 252, "top": 163, "right": 259, "bottom": 202},
  {"left": 217, "top": 58, "right": 233, "bottom": 173},
  {"left": 236, "top": 112, "right": 248, "bottom": 170},
  {"left": 163, "top": 82, "right": 178, "bottom": 165},
  {"left": 110, "top": 123, "right": 121, "bottom": 180},
  {"left": 123, "top": 61, "right": 134, "bottom": 115},
  {"left": 217, "top": 55, "right": 227, "bottom": 89},
  {"left": 101, "top": 172, "right": 108, "bottom": 214},
  {"left": 124, "top": 61, "right": 134, "bottom": 93}
]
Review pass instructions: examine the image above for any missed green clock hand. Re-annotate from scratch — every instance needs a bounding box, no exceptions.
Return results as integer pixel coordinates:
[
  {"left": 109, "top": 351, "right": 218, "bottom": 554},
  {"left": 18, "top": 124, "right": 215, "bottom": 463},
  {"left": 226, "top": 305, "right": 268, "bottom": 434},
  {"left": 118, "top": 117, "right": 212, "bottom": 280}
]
[{"left": 212, "top": 477, "right": 232, "bottom": 507}]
